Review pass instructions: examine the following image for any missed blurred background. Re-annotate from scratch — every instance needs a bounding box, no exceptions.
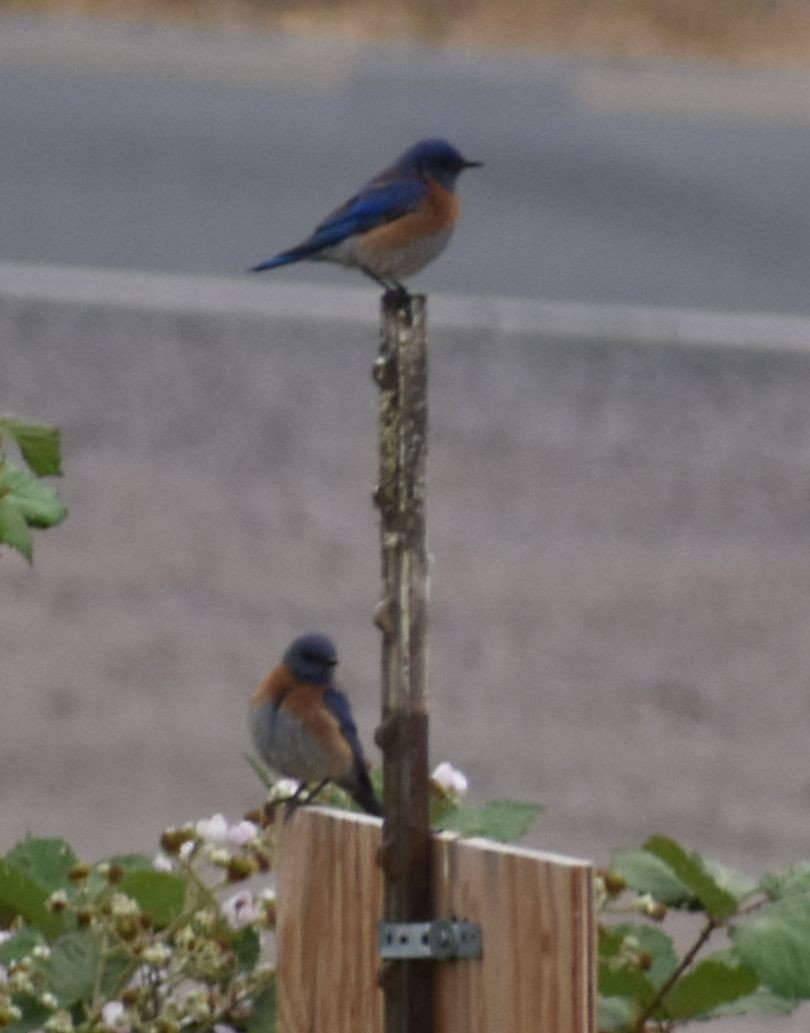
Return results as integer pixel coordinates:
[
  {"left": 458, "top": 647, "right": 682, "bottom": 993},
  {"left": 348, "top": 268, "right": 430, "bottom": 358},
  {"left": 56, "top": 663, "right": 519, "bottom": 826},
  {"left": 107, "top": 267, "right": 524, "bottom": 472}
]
[{"left": 3, "top": 5, "right": 810, "bottom": 1030}]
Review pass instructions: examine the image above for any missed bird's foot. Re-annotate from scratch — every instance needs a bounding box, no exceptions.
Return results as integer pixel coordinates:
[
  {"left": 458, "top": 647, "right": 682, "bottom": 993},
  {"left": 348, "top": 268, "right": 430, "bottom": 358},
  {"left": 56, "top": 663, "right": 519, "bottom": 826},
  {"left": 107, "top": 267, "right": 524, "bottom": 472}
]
[{"left": 383, "top": 283, "right": 411, "bottom": 309}]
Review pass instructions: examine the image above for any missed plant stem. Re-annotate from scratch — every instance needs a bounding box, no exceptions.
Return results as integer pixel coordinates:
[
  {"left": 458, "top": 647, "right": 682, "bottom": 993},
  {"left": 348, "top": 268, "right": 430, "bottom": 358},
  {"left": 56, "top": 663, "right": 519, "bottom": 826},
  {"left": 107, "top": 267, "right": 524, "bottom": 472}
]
[{"left": 630, "top": 918, "right": 718, "bottom": 1033}]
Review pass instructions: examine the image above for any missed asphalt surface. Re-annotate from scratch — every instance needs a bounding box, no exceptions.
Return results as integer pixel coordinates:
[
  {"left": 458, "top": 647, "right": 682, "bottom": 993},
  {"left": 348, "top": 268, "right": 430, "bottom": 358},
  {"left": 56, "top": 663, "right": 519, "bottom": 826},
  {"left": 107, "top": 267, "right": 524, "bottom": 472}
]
[{"left": 2, "top": 17, "right": 810, "bottom": 313}]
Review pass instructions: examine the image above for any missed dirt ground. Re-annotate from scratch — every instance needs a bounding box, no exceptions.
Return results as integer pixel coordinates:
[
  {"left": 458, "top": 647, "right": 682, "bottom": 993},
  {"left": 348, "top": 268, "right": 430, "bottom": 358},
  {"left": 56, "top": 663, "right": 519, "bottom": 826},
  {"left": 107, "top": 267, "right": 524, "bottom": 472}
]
[{"left": 3, "top": 286, "right": 810, "bottom": 1031}]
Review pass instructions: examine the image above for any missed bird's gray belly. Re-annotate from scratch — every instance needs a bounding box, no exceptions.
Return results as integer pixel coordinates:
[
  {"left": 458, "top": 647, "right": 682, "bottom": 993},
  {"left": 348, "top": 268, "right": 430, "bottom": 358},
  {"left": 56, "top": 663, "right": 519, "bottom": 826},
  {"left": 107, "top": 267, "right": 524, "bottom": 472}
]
[
  {"left": 250, "top": 701, "right": 348, "bottom": 783},
  {"left": 322, "top": 228, "right": 453, "bottom": 279}
]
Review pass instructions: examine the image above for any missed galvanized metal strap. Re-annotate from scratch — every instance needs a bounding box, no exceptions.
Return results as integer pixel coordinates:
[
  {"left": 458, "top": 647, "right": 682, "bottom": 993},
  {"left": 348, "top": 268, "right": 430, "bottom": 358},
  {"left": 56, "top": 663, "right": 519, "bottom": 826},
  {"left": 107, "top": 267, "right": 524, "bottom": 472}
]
[{"left": 379, "top": 919, "right": 483, "bottom": 961}]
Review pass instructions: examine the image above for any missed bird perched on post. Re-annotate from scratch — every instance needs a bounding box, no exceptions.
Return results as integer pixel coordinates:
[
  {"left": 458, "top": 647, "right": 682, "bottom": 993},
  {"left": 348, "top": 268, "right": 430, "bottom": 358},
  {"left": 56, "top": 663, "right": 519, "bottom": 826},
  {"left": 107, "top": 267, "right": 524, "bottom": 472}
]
[
  {"left": 250, "top": 138, "right": 481, "bottom": 295},
  {"left": 250, "top": 633, "right": 383, "bottom": 816}
]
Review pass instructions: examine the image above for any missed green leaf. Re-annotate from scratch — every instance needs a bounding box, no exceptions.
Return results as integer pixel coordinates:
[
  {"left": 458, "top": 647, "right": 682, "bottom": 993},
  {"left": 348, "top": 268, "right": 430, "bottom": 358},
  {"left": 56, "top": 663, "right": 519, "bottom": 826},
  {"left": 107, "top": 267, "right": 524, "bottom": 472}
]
[
  {"left": 0, "top": 496, "right": 33, "bottom": 561},
  {"left": 703, "top": 857, "right": 758, "bottom": 903},
  {"left": 105, "top": 853, "right": 159, "bottom": 872},
  {"left": 99, "top": 949, "right": 134, "bottom": 1001},
  {"left": 662, "top": 958, "right": 759, "bottom": 1020},
  {"left": 732, "top": 895, "right": 810, "bottom": 997},
  {"left": 3, "top": 998, "right": 51, "bottom": 1033},
  {"left": 0, "top": 928, "right": 46, "bottom": 963},
  {"left": 609, "top": 849, "right": 695, "bottom": 907},
  {"left": 703, "top": 987, "right": 800, "bottom": 1019},
  {"left": 643, "top": 836, "right": 738, "bottom": 919},
  {"left": 598, "top": 995, "right": 635, "bottom": 1031},
  {"left": 231, "top": 926, "right": 261, "bottom": 971},
  {"left": 598, "top": 960, "right": 657, "bottom": 1004},
  {"left": 760, "top": 862, "right": 810, "bottom": 900},
  {"left": 607, "top": 924, "right": 679, "bottom": 987},
  {"left": 0, "top": 858, "right": 62, "bottom": 935},
  {"left": 118, "top": 870, "right": 187, "bottom": 927},
  {"left": 248, "top": 982, "right": 277, "bottom": 1033},
  {"left": 0, "top": 466, "right": 67, "bottom": 529},
  {"left": 0, "top": 419, "right": 62, "bottom": 476},
  {"left": 6, "top": 838, "right": 79, "bottom": 893},
  {"left": 438, "top": 801, "right": 541, "bottom": 842},
  {"left": 39, "top": 931, "right": 100, "bottom": 1006}
]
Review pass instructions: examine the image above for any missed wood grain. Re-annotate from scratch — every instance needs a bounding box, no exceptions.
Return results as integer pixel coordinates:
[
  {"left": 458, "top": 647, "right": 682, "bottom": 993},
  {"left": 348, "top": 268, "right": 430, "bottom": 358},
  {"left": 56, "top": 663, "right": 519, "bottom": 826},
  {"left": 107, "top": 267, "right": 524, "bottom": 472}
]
[{"left": 277, "top": 807, "right": 594, "bottom": 1033}]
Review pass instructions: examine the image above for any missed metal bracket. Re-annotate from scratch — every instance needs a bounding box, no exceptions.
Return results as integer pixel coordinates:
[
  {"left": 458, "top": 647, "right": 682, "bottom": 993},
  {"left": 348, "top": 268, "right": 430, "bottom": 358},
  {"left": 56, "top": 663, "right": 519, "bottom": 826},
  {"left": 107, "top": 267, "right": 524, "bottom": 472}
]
[{"left": 379, "top": 919, "right": 483, "bottom": 961}]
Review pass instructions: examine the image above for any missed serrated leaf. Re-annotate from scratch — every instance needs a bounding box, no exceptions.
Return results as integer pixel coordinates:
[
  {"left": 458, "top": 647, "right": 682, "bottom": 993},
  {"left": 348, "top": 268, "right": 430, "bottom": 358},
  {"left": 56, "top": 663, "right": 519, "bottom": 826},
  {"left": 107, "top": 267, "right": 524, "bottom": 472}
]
[
  {"left": 0, "top": 496, "right": 33, "bottom": 561},
  {"left": 644, "top": 836, "right": 738, "bottom": 919},
  {"left": 0, "top": 858, "right": 62, "bottom": 935},
  {"left": 40, "top": 931, "right": 100, "bottom": 1006},
  {"left": 248, "top": 982, "right": 277, "bottom": 1033},
  {"left": 0, "top": 466, "right": 67, "bottom": 529},
  {"left": 661, "top": 959, "right": 758, "bottom": 1020},
  {"left": 610, "top": 849, "right": 695, "bottom": 907},
  {"left": 0, "top": 419, "right": 62, "bottom": 476},
  {"left": 731, "top": 895, "right": 810, "bottom": 997},
  {"left": 6, "top": 838, "right": 79, "bottom": 893},
  {"left": 598, "top": 995, "right": 635, "bottom": 1031},
  {"left": 438, "top": 800, "right": 541, "bottom": 842},
  {"left": 118, "top": 870, "right": 186, "bottom": 927},
  {"left": 760, "top": 862, "right": 810, "bottom": 900},
  {"left": 608, "top": 923, "right": 679, "bottom": 987}
]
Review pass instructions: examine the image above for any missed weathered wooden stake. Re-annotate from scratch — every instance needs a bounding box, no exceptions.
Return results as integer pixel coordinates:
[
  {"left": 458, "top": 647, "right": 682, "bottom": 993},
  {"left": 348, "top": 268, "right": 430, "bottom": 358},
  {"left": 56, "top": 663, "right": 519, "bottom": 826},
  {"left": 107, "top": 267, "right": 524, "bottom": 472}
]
[{"left": 372, "top": 291, "right": 432, "bottom": 1033}]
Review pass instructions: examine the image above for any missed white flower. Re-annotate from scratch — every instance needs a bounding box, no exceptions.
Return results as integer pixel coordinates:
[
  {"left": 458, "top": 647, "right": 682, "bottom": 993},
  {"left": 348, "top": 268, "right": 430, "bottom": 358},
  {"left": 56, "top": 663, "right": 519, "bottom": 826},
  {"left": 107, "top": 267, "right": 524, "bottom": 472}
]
[
  {"left": 141, "top": 943, "right": 172, "bottom": 967},
  {"left": 222, "top": 890, "right": 258, "bottom": 929},
  {"left": 225, "top": 820, "right": 258, "bottom": 847},
  {"left": 110, "top": 893, "right": 139, "bottom": 917},
  {"left": 195, "top": 814, "right": 229, "bottom": 845},
  {"left": 39, "top": 993, "right": 59, "bottom": 1011},
  {"left": 431, "top": 762, "right": 469, "bottom": 802},
  {"left": 32, "top": 945, "right": 51, "bottom": 960},
  {"left": 152, "top": 854, "right": 173, "bottom": 872},
  {"left": 205, "top": 846, "right": 231, "bottom": 868},
  {"left": 268, "top": 778, "right": 301, "bottom": 802},
  {"left": 44, "top": 1010, "right": 74, "bottom": 1033},
  {"left": 101, "top": 1001, "right": 130, "bottom": 1033}
]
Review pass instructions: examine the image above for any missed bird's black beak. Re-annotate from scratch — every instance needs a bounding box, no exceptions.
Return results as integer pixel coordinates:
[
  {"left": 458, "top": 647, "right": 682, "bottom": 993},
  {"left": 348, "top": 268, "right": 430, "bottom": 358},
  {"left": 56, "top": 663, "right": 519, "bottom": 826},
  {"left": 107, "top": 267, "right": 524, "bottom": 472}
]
[{"left": 463, "top": 159, "right": 483, "bottom": 169}]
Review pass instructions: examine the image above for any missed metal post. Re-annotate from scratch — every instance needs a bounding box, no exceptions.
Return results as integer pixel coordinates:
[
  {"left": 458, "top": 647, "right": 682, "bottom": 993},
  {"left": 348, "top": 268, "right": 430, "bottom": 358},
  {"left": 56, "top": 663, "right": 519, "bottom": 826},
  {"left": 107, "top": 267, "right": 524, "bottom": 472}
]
[{"left": 372, "top": 291, "right": 432, "bottom": 1033}]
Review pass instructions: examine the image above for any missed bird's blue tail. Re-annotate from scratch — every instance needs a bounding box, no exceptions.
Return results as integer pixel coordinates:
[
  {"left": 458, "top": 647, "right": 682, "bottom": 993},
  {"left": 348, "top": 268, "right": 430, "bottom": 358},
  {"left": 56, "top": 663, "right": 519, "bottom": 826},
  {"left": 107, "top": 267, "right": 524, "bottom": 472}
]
[{"left": 250, "top": 242, "right": 323, "bottom": 273}]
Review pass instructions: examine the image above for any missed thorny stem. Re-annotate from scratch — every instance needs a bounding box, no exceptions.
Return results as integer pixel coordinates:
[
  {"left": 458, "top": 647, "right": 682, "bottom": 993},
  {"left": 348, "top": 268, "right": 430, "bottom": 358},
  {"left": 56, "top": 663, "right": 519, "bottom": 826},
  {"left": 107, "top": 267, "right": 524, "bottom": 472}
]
[{"left": 630, "top": 917, "right": 718, "bottom": 1033}]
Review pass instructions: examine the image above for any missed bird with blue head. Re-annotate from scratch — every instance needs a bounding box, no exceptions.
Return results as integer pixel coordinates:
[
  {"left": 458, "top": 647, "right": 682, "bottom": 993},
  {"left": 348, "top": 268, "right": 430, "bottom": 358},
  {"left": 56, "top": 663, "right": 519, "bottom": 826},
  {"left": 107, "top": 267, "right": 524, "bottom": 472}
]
[
  {"left": 251, "top": 138, "right": 481, "bottom": 295},
  {"left": 250, "top": 633, "right": 383, "bottom": 816}
]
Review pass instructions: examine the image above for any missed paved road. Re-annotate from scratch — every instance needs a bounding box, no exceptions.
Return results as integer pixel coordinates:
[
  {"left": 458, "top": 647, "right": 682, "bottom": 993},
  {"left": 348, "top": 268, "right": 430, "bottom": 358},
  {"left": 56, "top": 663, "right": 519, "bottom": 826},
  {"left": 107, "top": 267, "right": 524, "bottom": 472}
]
[{"left": 2, "top": 17, "right": 810, "bottom": 313}]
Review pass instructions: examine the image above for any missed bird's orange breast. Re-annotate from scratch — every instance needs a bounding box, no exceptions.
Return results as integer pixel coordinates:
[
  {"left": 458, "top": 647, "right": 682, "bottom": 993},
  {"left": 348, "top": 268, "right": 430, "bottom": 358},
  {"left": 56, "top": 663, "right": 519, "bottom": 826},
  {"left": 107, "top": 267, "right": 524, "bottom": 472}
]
[{"left": 361, "top": 176, "right": 459, "bottom": 254}]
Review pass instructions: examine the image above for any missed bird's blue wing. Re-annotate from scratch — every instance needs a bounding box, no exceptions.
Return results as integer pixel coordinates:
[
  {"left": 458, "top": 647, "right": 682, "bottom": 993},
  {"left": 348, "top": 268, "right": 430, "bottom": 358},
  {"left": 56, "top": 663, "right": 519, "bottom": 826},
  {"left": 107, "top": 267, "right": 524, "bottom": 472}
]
[
  {"left": 323, "top": 686, "right": 367, "bottom": 764},
  {"left": 308, "top": 178, "right": 427, "bottom": 249},
  {"left": 250, "top": 175, "right": 426, "bottom": 271}
]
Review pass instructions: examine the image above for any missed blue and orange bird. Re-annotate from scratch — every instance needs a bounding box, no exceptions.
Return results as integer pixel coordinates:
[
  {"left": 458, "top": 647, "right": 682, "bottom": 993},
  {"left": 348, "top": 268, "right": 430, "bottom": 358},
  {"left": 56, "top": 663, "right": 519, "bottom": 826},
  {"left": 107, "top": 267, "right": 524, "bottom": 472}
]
[
  {"left": 250, "top": 633, "right": 383, "bottom": 816},
  {"left": 250, "top": 138, "right": 481, "bottom": 293}
]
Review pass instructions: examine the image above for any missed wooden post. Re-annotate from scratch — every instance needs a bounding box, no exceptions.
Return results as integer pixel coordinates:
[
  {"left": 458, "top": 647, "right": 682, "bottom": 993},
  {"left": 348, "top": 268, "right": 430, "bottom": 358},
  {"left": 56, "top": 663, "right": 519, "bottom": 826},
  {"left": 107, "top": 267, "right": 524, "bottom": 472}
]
[{"left": 372, "top": 292, "right": 432, "bottom": 1033}]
